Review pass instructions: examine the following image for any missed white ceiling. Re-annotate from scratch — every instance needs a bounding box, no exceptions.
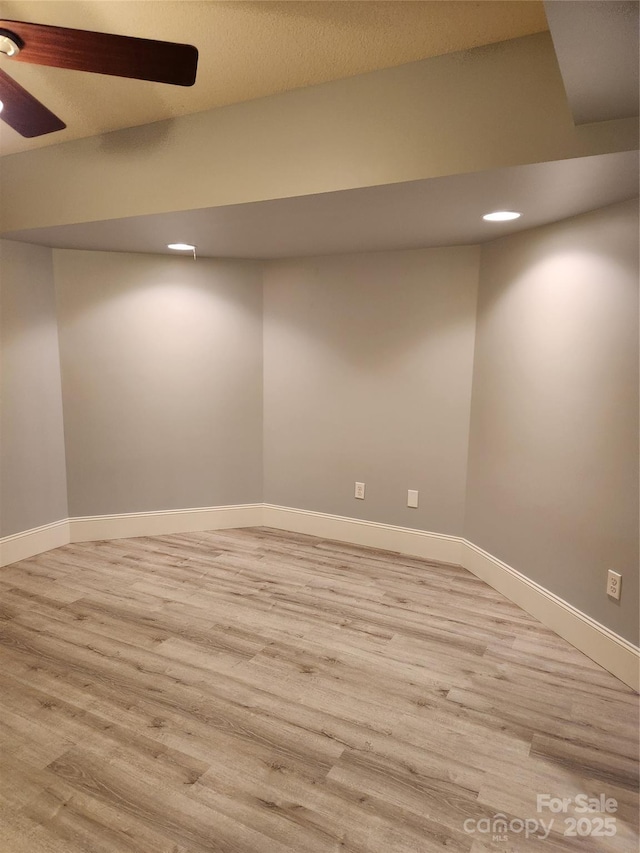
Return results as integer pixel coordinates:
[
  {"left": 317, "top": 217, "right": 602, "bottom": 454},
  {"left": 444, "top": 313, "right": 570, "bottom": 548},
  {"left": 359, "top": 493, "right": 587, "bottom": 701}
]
[
  {"left": 4, "top": 151, "right": 637, "bottom": 258},
  {"left": 544, "top": 0, "right": 639, "bottom": 124},
  {"left": 0, "top": 0, "right": 549, "bottom": 156}
]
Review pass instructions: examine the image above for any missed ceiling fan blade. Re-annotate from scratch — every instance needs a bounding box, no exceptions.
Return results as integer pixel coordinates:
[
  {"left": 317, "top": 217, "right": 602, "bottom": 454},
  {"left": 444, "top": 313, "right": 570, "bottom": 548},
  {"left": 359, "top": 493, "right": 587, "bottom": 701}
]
[
  {"left": 0, "top": 68, "right": 65, "bottom": 137},
  {"left": 0, "top": 20, "right": 198, "bottom": 86}
]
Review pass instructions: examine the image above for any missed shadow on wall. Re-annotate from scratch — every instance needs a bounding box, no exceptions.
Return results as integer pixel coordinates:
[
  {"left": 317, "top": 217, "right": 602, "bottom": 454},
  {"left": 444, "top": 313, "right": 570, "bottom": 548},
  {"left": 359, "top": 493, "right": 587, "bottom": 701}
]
[
  {"left": 264, "top": 247, "right": 480, "bottom": 371},
  {"left": 97, "top": 116, "right": 176, "bottom": 155}
]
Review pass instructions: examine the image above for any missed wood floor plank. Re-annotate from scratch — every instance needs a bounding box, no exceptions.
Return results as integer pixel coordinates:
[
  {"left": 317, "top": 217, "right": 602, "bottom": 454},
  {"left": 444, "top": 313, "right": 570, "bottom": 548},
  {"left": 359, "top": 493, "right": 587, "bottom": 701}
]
[{"left": 0, "top": 526, "right": 637, "bottom": 852}]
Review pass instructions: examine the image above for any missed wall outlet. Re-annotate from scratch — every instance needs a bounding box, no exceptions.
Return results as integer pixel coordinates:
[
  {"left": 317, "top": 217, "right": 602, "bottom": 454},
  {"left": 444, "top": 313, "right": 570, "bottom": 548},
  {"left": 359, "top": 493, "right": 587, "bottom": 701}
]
[
  {"left": 606, "top": 570, "right": 622, "bottom": 600},
  {"left": 354, "top": 482, "right": 365, "bottom": 500},
  {"left": 407, "top": 489, "right": 419, "bottom": 508}
]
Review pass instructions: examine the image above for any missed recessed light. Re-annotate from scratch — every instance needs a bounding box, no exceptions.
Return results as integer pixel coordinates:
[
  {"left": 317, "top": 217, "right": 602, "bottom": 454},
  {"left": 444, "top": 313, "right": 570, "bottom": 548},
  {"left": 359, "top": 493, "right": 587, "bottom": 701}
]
[
  {"left": 482, "top": 211, "right": 521, "bottom": 222},
  {"left": 167, "top": 243, "right": 196, "bottom": 251},
  {"left": 0, "top": 100, "right": 3, "bottom": 114}
]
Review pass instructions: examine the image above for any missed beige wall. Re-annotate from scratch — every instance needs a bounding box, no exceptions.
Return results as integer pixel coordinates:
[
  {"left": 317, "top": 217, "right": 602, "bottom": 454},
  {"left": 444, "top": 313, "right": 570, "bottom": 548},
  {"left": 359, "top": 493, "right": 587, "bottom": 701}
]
[
  {"left": 1, "top": 34, "right": 637, "bottom": 234},
  {"left": 466, "top": 200, "right": 639, "bottom": 643},
  {"left": 263, "top": 247, "right": 480, "bottom": 534},
  {"left": 53, "top": 250, "right": 263, "bottom": 517},
  {"left": 0, "top": 240, "right": 68, "bottom": 536}
]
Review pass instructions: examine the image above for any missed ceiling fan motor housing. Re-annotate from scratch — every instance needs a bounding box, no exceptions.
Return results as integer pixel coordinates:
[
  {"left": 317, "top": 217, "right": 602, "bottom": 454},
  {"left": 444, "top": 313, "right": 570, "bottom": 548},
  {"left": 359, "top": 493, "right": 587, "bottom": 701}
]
[{"left": 0, "top": 29, "right": 23, "bottom": 57}]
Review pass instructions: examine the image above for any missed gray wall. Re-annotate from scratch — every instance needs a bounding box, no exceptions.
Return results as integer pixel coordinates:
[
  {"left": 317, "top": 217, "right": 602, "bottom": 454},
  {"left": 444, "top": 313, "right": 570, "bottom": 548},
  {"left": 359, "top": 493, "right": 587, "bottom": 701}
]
[
  {"left": 263, "top": 247, "right": 480, "bottom": 534},
  {"left": 53, "top": 250, "right": 263, "bottom": 517},
  {"left": 3, "top": 205, "right": 637, "bottom": 647},
  {"left": 0, "top": 239, "right": 68, "bottom": 536},
  {"left": 466, "top": 200, "right": 639, "bottom": 643}
]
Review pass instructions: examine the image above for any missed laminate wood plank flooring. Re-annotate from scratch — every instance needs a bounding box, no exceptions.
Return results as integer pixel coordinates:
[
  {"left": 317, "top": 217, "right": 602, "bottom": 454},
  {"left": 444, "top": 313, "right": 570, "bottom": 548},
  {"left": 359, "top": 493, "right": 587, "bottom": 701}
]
[{"left": 0, "top": 527, "right": 637, "bottom": 852}]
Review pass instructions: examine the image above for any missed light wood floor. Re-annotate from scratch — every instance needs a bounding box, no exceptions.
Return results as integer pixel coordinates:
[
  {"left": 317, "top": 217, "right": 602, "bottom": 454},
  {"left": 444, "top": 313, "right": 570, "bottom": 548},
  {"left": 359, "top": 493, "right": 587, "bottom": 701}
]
[{"left": 0, "top": 527, "right": 637, "bottom": 853}]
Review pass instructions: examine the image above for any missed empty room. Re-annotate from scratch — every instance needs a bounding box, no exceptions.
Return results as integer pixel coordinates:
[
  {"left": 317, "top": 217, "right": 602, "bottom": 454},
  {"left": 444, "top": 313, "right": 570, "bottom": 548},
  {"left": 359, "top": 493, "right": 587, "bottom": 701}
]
[{"left": 0, "top": 1, "right": 638, "bottom": 851}]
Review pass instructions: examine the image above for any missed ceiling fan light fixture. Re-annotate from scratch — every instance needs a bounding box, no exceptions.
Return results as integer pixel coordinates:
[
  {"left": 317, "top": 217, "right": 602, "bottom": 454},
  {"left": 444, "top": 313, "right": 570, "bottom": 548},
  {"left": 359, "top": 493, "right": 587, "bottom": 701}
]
[
  {"left": 483, "top": 210, "right": 521, "bottom": 222},
  {"left": 168, "top": 243, "right": 196, "bottom": 251},
  {"left": 0, "top": 30, "right": 22, "bottom": 57}
]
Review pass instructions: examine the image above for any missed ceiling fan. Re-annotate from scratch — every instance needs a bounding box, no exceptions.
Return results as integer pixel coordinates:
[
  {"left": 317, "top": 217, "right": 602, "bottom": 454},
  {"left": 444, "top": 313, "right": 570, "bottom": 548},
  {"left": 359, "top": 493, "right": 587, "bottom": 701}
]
[{"left": 0, "top": 19, "right": 198, "bottom": 138}]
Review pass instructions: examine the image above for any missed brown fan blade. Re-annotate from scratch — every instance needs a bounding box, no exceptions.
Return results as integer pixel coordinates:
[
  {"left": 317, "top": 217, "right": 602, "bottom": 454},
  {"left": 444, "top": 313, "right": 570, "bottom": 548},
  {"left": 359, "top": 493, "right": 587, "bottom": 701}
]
[
  {"left": 0, "top": 68, "right": 65, "bottom": 137},
  {"left": 0, "top": 20, "right": 198, "bottom": 86}
]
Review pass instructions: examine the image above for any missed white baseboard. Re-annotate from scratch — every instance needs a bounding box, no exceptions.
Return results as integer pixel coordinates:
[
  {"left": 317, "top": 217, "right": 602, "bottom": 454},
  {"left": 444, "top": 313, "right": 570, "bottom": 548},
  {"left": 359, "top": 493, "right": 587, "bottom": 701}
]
[
  {"left": 69, "top": 504, "right": 263, "bottom": 542},
  {"left": 460, "top": 540, "right": 640, "bottom": 692},
  {"left": 261, "top": 506, "right": 638, "bottom": 690},
  {"left": 262, "top": 504, "right": 464, "bottom": 566},
  {"left": 0, "top": 519, "right": 70, "bottom": 567},
  {"left": 1, "top": 503, "right": 637, "bottom": 690}
]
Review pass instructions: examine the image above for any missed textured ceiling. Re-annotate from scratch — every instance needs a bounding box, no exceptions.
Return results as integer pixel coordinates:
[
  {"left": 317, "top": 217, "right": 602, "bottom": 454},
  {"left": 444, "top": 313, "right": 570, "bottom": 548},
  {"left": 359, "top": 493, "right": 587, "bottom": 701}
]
[{"left": 0, "top": 0, "right": 548, "bottom": 155}]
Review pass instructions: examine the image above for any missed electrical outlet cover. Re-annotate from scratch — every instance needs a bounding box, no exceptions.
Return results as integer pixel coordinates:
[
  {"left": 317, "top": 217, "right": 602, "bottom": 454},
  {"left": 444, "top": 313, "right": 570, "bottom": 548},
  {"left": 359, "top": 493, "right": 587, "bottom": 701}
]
[{"left": 607, "top": 570, "right": 621, "bottom": 600}]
